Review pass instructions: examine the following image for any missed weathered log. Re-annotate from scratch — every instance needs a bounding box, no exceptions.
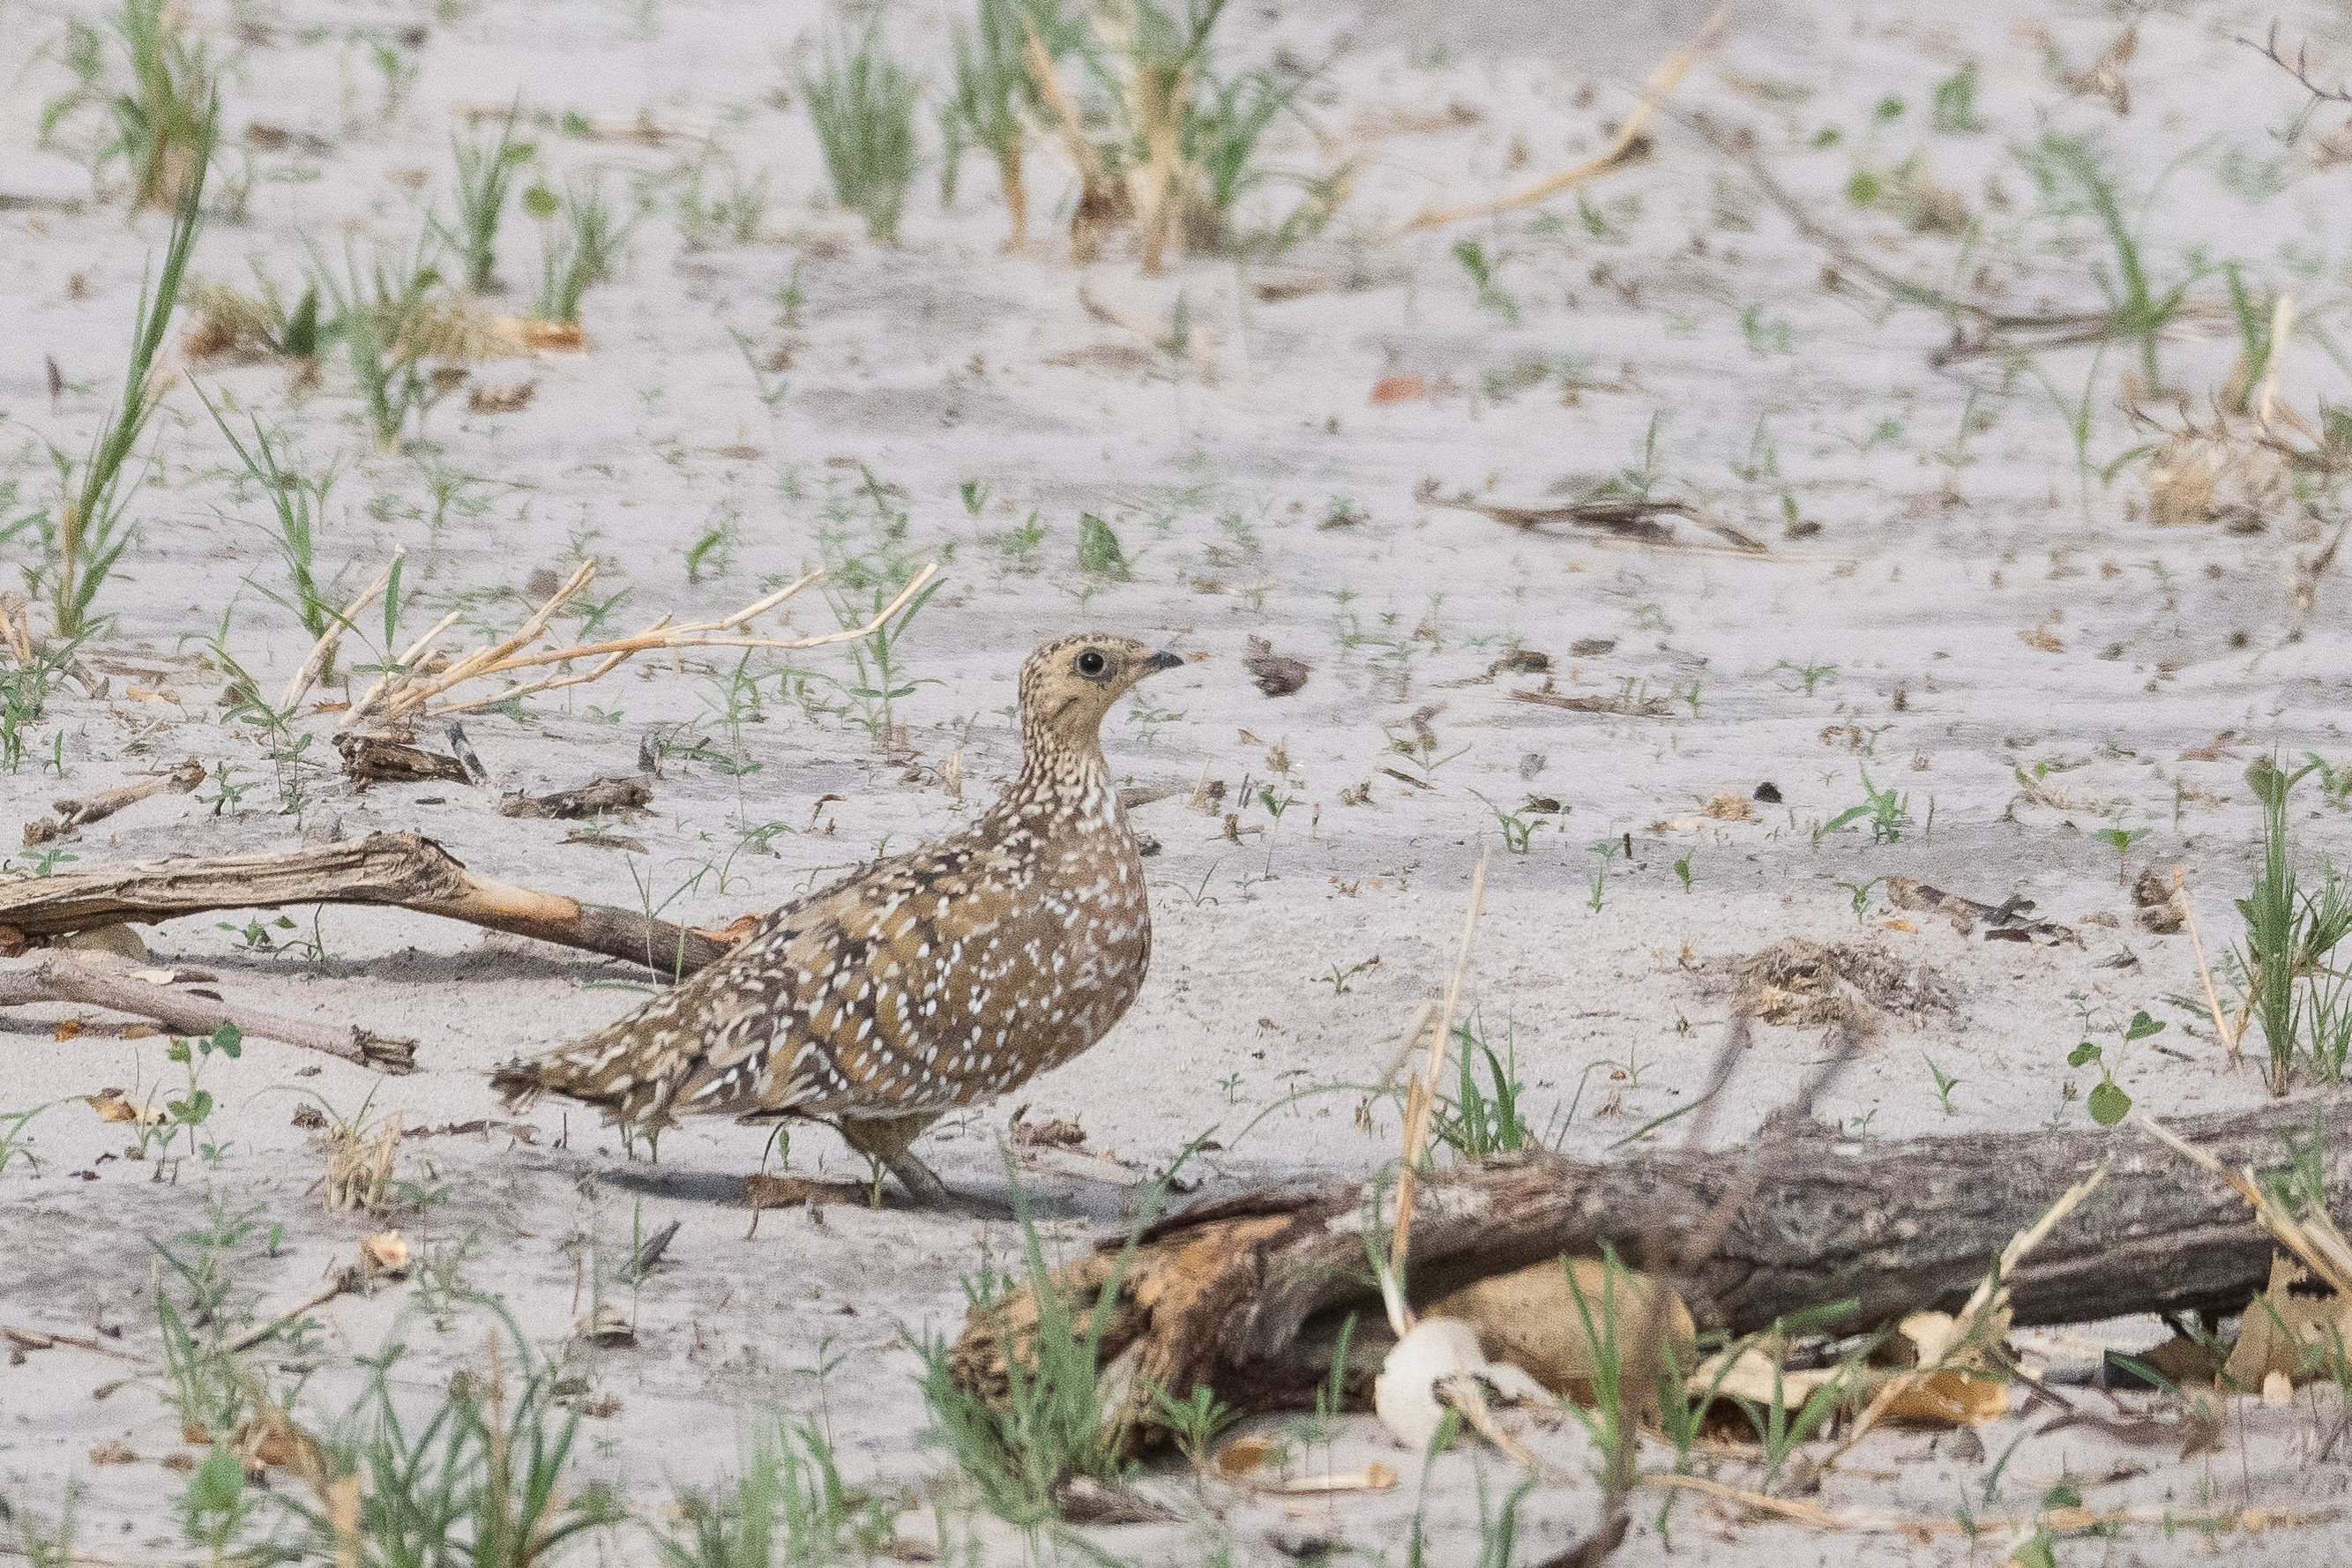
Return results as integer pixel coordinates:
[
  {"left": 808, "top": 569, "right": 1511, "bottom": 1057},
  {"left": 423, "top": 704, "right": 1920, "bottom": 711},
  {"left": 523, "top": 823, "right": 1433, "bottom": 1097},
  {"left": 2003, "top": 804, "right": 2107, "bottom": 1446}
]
[
  {"left": 0, "top": 833, "right": 736, "bottom": 977},
  {"left": 0, "top": 953, "right": 416, "bottom": 1071},
  {"left": 951, "top": 1101, "right": 2352, "bottom": 1436}
]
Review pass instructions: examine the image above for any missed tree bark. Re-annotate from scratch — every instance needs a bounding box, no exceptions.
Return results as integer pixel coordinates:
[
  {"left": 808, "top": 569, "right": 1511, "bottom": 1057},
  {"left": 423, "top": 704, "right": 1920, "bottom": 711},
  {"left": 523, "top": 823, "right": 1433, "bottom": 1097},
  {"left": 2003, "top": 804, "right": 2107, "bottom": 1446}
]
[
  {"left": 951, "top": 1101, "right": 2352, "bottom": 1430},
  {"left": 0, "top": 833, "right": 738, "bottom": 978}
]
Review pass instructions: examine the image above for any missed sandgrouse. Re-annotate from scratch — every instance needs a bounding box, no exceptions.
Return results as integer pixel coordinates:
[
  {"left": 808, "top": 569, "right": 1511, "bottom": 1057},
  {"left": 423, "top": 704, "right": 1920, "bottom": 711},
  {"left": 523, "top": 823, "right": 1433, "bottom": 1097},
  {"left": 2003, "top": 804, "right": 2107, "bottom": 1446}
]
[{"left": 493, "top": 633, "right": 1181, "bottom": 1202}]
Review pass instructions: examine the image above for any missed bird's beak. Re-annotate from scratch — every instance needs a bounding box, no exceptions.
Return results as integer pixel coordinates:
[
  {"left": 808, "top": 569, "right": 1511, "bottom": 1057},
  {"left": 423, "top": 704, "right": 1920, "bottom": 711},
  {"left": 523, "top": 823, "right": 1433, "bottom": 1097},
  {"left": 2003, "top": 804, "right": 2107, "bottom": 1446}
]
[{"left": 1143, "top": 649, "right": 1184, "bottom": 673}]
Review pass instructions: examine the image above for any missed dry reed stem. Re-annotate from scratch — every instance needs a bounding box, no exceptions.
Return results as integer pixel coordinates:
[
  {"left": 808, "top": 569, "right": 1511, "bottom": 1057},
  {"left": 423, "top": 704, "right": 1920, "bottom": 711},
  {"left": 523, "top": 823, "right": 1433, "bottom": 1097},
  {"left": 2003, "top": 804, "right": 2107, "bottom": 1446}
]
[
  {"left": 1826, "top": 1162, "right": 2107, "bottom": 1468},
  {"left": 2137, "top": 1110, "right": 2352, "bottom": 1299},
  {"left": 1385, "top": 850, "right": 1490, "bottom": 1333},
  {"left": 2172, "top": 865, "right": 2241, "bottom": 1064},
  {"left": 0, "top": 599, "right": 34, "bottom": 666},
  {"left": 1389, "top": 4, "right": 1727, "bottom": 236},
  {"left": 347, "top": 560, "right": 939, "bottom": 727},
  {"left": 278, "top": 551, "right": 403, "bottom": 715}
]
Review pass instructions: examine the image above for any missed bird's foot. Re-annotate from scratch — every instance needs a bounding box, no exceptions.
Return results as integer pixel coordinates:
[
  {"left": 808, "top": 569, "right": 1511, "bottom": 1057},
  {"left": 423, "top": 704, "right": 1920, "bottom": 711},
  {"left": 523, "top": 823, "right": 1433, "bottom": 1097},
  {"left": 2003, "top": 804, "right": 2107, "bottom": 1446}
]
[{"left": 885, "top": 1150, "right": 1014, "bottom": 1217}]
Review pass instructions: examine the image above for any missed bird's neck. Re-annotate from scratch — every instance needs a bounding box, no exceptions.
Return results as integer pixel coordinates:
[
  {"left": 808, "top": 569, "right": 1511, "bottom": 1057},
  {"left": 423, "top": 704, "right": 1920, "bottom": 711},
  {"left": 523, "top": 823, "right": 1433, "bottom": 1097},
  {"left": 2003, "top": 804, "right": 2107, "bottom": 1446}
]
[{"left": 1000, "top": 731, "right": 1119, "bottom": 835}]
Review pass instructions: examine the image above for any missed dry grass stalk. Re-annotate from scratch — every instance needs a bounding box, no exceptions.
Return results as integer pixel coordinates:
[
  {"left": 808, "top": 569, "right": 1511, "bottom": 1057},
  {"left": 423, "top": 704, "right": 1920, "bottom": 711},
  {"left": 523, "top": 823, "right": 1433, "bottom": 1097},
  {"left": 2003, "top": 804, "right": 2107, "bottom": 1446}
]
[
  {"left": 2138, "top": 1111, "right": 2352, "bottom": 1299},
  {"left": 2172, "top": 866, "right": 2242, "bottom": 1064},
  {"left": 0, "top": 595, "right": 36, "bottom": 666},
  {"left": 322, "top": 1110, "right": 402, "bottom": 1214},
  {"left": 278, "top": 551, "right": 404, "bottom": 715},
  {"left": 1385, "top": 850, "right": 1490, "bottom": 1333},
  {"left": 1826, "top": 1162, "right": 2109, "bottom": 1467},
  {"left": 1021, "top": 18, "right": 1128, "bottom": 260},
  {"left": 347, "top": 559, "right": 940, "bottom": 728},
  {"left": 1390, "top": 4, "right": 1728, "bottom": 236}
]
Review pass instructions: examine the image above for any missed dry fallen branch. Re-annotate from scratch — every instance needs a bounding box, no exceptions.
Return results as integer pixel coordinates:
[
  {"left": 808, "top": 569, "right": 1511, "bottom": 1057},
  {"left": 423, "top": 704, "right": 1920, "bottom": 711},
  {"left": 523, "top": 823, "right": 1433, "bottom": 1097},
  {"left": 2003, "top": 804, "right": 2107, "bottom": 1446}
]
[
  {"left": 1422, "top": 483, "right": 1767, "bottom": 555},
  {"left": 949, "top": 1101, "right": 2350, "bottom": 1450},
  {"left": 345, "top": 560, "right": 939, "bottom": 729},
  {"left": 0, "top": 952, "right": 416, "bottom": 1071},
  {"left": 24, "top": 759, "right": 205, "bottom": 844},
  {"left": 1389, "top": 5, "right": 1727, "bottom": 235},
  {"left": 0, "top": 833, "right": 741, "bottom": 980}
]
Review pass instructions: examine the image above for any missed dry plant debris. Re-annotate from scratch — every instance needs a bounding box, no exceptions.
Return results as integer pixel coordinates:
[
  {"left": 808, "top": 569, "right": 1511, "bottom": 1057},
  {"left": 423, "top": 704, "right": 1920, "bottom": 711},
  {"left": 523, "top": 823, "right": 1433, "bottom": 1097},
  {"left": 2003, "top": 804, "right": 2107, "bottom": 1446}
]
[{"left": 1729, "top": 937, "right": 1960, "bottom": 1034}]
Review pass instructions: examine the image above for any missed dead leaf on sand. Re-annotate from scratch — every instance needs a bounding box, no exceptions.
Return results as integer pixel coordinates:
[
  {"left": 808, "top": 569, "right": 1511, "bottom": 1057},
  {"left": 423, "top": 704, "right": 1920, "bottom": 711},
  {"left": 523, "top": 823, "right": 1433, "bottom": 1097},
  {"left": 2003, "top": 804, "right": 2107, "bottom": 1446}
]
[
  {"left": 359, "top": 1230, "right": 411, "bottom": 1275},
  {"left": 86, "top": 1088, "right": 165, "bottom": 1126},
  {"left": 88, "top": 1439, "right": 137, "bottom": 1465}
]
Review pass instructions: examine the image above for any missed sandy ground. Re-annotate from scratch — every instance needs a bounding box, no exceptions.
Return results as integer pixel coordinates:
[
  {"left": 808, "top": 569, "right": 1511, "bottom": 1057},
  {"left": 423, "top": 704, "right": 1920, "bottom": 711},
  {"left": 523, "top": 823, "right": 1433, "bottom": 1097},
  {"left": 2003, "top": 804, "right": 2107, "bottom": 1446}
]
[{"left": 4, "top": 0, "right": 2352, "bottom": 1561}]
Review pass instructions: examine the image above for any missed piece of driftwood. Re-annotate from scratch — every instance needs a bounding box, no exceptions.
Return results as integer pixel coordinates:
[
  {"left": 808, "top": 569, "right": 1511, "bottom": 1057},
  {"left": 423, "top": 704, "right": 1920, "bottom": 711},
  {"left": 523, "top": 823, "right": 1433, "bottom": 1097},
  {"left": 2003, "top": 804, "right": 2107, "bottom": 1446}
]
[
  {"left": 336, "top": 732, "right": 472, "bottom": 786},
  {"left": 0, "top": 953, "right": 416, "bottom": 1071},
  {"left": 501, "top": 776, "right": 652, "bottom": 819},
  {"left": 0, "top": 833, "right": 738, "bottom": 977},
  {"left": 24, "top": 759, "right": 205, "bottom": 844},
  {"left": 950, "top": 1101, "right": 2352, "bottom": 1443}
]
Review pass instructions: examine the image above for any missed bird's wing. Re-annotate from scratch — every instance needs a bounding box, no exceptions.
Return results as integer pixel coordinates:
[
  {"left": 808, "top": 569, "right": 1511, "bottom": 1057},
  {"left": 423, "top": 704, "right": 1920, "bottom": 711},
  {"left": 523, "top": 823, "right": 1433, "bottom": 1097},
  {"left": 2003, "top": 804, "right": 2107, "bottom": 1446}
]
[{"left": 674, "top": 835, "right": 1043, "bottom": 1118}]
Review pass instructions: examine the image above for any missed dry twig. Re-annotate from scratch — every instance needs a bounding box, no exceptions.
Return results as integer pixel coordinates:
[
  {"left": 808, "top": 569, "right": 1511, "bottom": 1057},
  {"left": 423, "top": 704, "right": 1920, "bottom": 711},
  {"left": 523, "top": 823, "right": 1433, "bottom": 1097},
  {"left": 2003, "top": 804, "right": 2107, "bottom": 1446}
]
[
  {"left": 346, "top": 561, "right": 938, "bottom": 728},
  {"left": 1390, "top": 6, "right": 1728, "bottom": 235},
  {"left": 0, "top": 952, "right": 415, "bottom": 1071}
]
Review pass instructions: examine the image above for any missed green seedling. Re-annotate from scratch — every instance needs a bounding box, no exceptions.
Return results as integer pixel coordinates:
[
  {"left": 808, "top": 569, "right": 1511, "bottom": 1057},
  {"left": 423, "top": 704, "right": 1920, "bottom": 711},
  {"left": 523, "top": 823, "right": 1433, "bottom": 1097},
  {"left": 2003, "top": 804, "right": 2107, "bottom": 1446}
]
[
  {"left": 1148, "top": 1385, "right": 1241, "bottom": 1472},
  {"left": 2094, "top": 825, "right": 2151, "bottom": 883},
  {"left": 1674, "top": 852, "right": 1694, "bottom": 892},
  {"left": 1925, "top": 1057, "right": 1960, "bottom": 1116},
  {"left": 1452, "top": 239, "right": 1518, "bottom": 320},
  {"left": 1077, "top": 511, "right": 1131, "bottom": 579},
  {"left": 0, "top": 1101, "right": 56, "bottom": 1176},
  {"left": 438, "top": 101, "right": 534, "bottom": 292},
  {"left": 1319, "top": 956, "right": 1377, "bottom": 996},
  {"left": 164, "top": 1023, "right": 243, "bottom": 1161},
  {"left": 1835, "top": 875, "right": 1884, "bottom": 919},
  {"left": 2065, "top": 1035, "right": 2132, "bottom": 1126},
  {"left": 803, "top": 28, "right": 919, "bottom": 243}
]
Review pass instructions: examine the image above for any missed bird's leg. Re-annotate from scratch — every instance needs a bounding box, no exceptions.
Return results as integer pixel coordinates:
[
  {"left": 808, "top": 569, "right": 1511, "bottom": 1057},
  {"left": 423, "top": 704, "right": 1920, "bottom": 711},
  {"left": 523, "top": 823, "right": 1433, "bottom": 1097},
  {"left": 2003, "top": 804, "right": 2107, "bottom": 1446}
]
[{"left": 837, "top": 1113, "right": 955, "bottom": 1207}]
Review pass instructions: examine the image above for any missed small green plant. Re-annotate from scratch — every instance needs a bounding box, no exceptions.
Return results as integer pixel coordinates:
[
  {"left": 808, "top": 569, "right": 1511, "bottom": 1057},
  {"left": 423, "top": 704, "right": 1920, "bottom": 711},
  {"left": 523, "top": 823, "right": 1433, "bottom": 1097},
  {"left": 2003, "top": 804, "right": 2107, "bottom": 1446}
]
[
  {"left": 1076, "top": 511, "right": 1131, "bottom": 579},
  {"left": 2094, "top": 824, "right": 2151, "bottom": 883},
  {"left": 199, "top": 392, "right": 348, "bottom": 671},
  {"left": 164, "top": 1023, "right": 243, "bottom": 1161},
  {"left": 438, "top": 103, "right": 534, "bottom": 292},
  {"left": 917, "top": 1168, "right": 1134, "bottom": 1529},
  {"left": 654, "top": 1420, "right": 885, "bottom": 1568},
  {"left": 1774, "top": 658, "right": 1837, "bottom": 695},
  {"left": 826, "top": 570, "right": 944, "bottom": 752},
  {"left": 804, "top": 29, "right": 920, "bottom": 243},
  {"left": 0, "top": 1480, "right": 80, "bottom": 1568},
  {"left": 1834, "top": 875, "right": 1884, "bottom": 919},
  {"left": 1818, "top": 770, "right": 1910, "bottom": 845},
  {"left": 1925, "top": 1056, "right": 1960, "bottom": 1116},
  {"left": 1930, "top": 60, "right": 1983, "bottom": 133},
  {"left": 2065, "top": 1014, "right": 2150, "bottom": 1127},
  {"left": 0, "top": 1101, "right": 56, "bottom": 1176},
  {"left": 1586, "top": 837, "right": 1622, "bottom": 913},
  {"left": 1471, "top": 789, "right": 1550, "bottom": 855},
  {"left": 2017, "top": 131, "right": 2202, "bottom": 397},
  {"left": 23, "top": 117, "right": 210, "bottom": 637},
  {"left": 676, "top": 150, "right": 772, "bottom": 248},
  {"left": 1147, "top": 1384, "right": 1240, "bottom": 1472},
  {"left": 531, "top": 174, "right": 632, "bottom": 323},
  {"left": 1673, "top": 851, "right": 1695, "bottom": 892},
  {"left": 180, "top": 1443, "right": 257, "bottom": 1568},
  {"left": 2234, "top": 758, "right": 2352, "bottom": 1093},
  {"left": 1452, "top": 239, "right": 1518, "bottom": 320},
  {"left": 1319, "top": 956, "right": 1377, "bottom": 996},
  {"left": 105, "top": 0, "right": 217, "bottom": 206},
  {"left": 309, "top": 235, "right": 448, "bottom": 450},
  {"left": 1426, "top": 1017, "right": 1537, "bottom": 1161},
  {"left": 292, "top": 1310, "right": 618, "bottom": 1568}
]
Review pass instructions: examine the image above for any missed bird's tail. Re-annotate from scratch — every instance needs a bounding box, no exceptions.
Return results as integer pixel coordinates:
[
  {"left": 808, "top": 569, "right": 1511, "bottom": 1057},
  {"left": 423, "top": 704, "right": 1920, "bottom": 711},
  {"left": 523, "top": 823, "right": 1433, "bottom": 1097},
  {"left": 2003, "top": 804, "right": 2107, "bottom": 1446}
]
[{"left": 489, "top": 1060, "right": 546, "bottom": 1110}]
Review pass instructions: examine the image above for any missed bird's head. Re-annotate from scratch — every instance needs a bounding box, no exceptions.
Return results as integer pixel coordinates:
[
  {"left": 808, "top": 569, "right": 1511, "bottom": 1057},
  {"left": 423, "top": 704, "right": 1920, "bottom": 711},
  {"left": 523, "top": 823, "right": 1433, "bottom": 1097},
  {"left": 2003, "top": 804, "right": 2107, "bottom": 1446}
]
[{"left": 1019, "top": 633, "right": 1183, "bottom": 758}]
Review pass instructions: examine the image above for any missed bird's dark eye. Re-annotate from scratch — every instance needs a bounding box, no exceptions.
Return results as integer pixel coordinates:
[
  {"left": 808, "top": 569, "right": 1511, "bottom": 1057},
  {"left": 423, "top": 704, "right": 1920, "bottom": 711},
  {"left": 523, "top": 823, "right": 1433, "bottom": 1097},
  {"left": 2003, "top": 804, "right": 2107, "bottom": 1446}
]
[{"left": 1076, "top": 650, "right": 1108, "bottom": 676}]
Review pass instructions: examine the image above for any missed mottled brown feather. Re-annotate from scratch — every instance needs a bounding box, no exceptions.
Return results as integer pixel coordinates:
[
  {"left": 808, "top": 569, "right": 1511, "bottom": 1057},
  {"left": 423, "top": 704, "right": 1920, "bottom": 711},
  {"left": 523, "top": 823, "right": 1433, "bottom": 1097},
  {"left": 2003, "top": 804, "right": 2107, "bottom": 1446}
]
[{"left": 494, "top": 633, "right": 1175, "bottom": 1142}]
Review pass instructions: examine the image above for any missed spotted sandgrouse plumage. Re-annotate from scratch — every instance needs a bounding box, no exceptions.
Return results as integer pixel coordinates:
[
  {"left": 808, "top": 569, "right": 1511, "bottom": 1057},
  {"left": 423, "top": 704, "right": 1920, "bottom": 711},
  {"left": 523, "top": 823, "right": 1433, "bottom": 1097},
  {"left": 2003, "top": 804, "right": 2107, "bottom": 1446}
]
[{"left": 492, "top": 633, "right": 1181, "bottom": 1201}]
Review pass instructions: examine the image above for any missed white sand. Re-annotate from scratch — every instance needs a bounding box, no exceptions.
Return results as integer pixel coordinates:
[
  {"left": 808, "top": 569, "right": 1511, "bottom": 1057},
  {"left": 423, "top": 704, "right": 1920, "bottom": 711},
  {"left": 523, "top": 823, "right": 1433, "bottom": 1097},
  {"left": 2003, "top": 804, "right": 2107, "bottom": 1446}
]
[{"left": 3, "top": 0, "right": 2348, "bottom": 1560}]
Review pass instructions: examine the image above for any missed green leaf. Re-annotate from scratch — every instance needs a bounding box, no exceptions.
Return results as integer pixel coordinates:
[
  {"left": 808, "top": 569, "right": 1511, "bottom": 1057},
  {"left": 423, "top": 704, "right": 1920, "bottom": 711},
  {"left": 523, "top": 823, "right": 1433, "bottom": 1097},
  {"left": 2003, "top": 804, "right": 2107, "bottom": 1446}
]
[
  {"left": 188, "top": 1445, "right": 246, "bottom": 1515},
  {"left": 2123, "top": 1010, "right": 2165, "bottom": 1042},
  {"left": 522, "top": 181, "right": 559, "bottom": 220},
  {"left": 1077, "top": 512, "right": 1131, "bottom": 579},
  {"left": 2087, "top": 1080, "right": 2132, "bottom": 1126},
  {"left": 208, "top": 1021, "right": 243, "bottom": 1059},
  {"left": 2067, "top": 1040, "right": 2102, "bottom": 1068}
]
